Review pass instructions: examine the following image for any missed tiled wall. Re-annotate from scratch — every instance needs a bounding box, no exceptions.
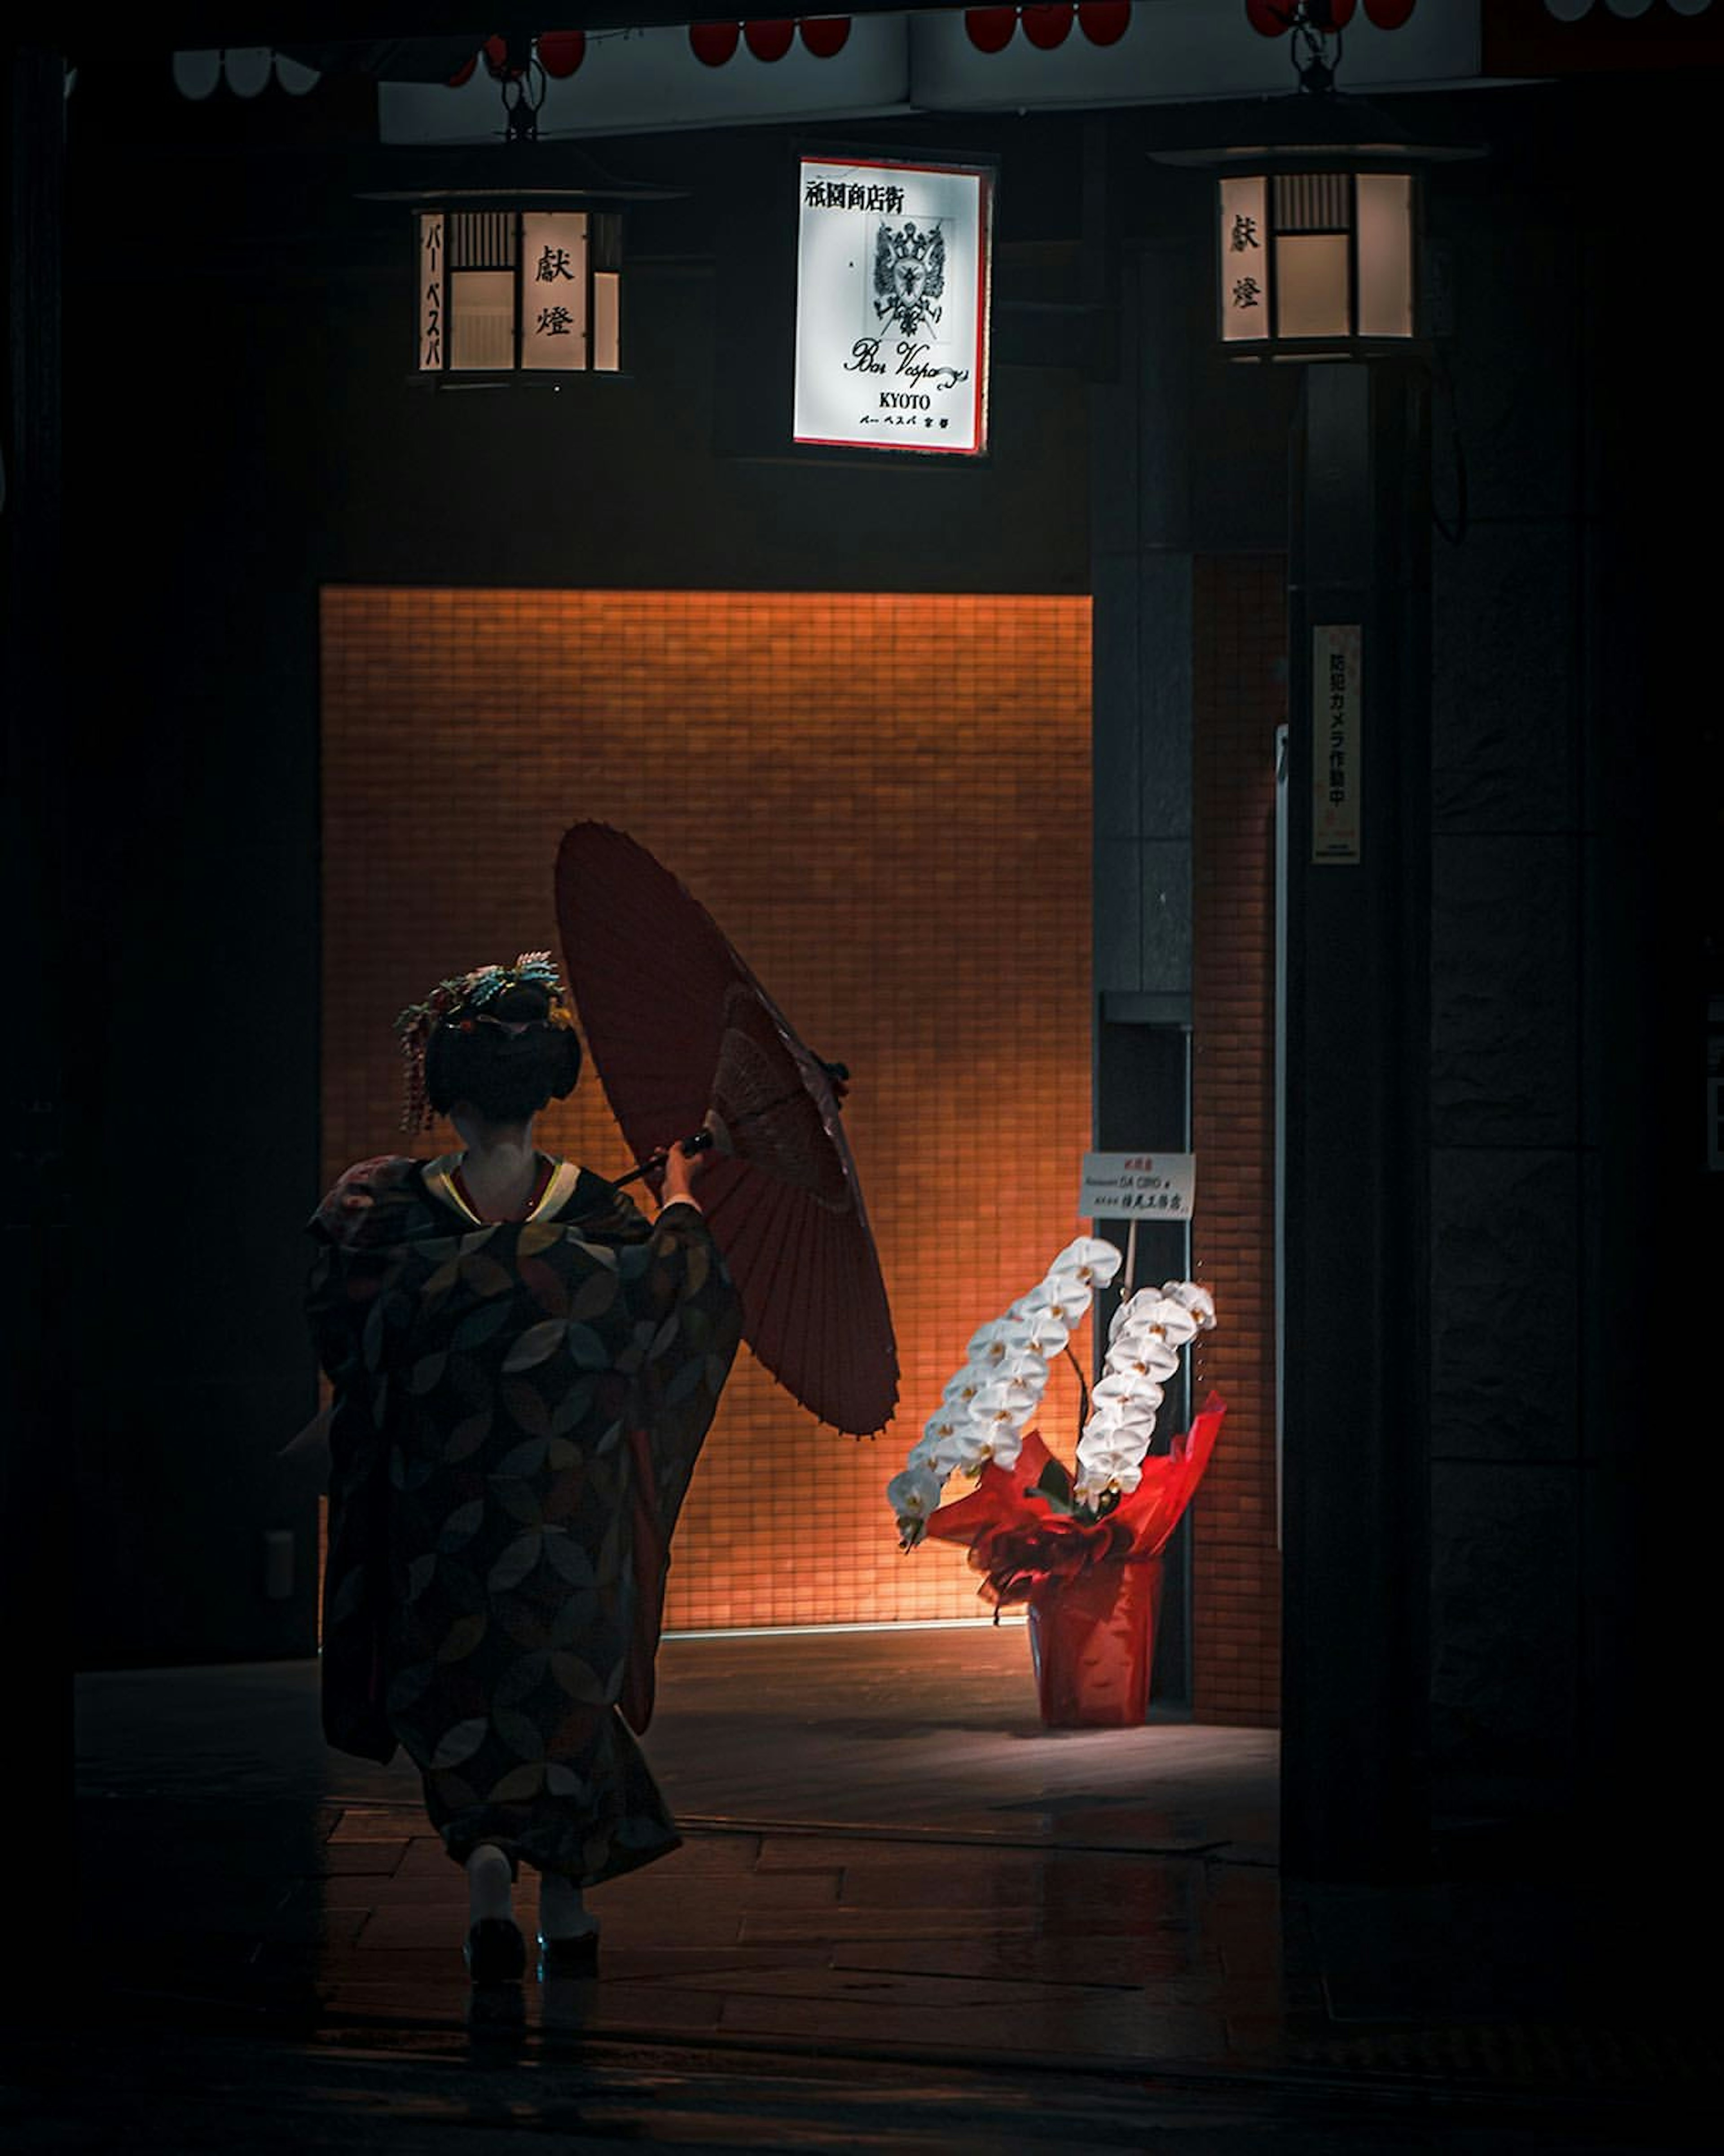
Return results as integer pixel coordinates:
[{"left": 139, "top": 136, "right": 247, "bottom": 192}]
[
  {"left": 1189, "top": 557, "right": 1284, "bottom": 1726},
  {"left": 320, "top": 588, "right": 1092, "bottom": 1630}
]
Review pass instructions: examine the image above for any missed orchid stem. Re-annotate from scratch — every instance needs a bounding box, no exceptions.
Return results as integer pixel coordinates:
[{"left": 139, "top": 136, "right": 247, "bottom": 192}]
[{"left": 1062, "top": 1342, "right": 1091, "bottom": 1433}]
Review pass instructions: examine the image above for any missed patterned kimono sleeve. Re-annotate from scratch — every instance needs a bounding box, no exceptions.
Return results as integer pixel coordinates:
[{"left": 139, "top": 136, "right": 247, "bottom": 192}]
[
  {"left": 615, "top": 1199, "right": 743, "bottom": 1734},
  {"left": 631, "top": 1201, "right": 744, "bottom": 1538}
]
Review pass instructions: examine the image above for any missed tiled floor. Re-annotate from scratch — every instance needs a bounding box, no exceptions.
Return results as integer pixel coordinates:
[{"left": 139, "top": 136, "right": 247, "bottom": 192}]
[{"left": 32, "top": 1631, "right": 1700, "bottom": 2151}]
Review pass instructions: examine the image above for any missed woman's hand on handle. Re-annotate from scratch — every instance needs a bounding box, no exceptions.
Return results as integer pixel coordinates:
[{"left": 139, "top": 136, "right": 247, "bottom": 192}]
[{"left": 660, "top": 1119, "right": 718, "bottom": 1212}]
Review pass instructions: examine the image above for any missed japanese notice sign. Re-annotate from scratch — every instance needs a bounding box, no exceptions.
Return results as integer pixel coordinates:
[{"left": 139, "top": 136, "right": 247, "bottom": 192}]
[
  {"left": 1078, "top": 1152, "right": 1196, "bottom": 1222},
  {"left": 418, "top": 211, "right": 445, "bottom": 371},
  {"left": 793, "top": 154, "right": 992, "bottom": 455},
  {"left": 1313, "top": 624, "right": 1362, "bottom": 863},
  {"left": 521, "top": 211, "right": 589, "bottom": 371}
]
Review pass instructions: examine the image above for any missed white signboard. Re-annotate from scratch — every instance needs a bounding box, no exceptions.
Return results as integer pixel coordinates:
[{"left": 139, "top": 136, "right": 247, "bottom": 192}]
[
  {"left": 793, "top": 154, "right": 992, "bottom": 456},
  {"left": 1313, "top": 624, "right": 1362, "bottom": 865},
  {"left": 1078, "top": 1151, "right": 1196, "bottom": 1222}
]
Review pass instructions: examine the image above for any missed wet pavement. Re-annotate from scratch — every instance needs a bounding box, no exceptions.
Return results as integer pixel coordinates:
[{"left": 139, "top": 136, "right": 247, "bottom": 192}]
[{"left": 10, "top": 1630, "right": 1702, "bottom": 2150}]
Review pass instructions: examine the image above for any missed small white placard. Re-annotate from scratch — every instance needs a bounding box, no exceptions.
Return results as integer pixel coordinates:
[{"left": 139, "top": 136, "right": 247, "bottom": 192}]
[
  {"left": 793, "top": 154, "right": 992, "bottom": 455},
  {"left": 1313, "top": 623, "right": 1362, "bottom": 864},
  {"left": 1078, "top": 1151, "right": 1196, "bottom": 1221}
]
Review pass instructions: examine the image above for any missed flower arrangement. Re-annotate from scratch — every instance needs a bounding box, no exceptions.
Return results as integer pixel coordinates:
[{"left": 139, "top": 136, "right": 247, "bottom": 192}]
[
  {"left": 887, "top": 1236, "right": 1217, "bottom": 1555},
  {"left": 886, "top": 1239, "right": 1224, "bottom": 1725}
]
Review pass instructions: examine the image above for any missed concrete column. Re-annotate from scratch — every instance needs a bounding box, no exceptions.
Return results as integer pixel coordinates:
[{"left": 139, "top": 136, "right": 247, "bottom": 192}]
[
  {"left": 1091, "top": 239, "right": 1199, "bottom": 1697},
  {"left": 2, "top": 44, "right": 71, "bottom": 1985},
  {"left": 1280, "top": 362, "right": 1433, "bottom": 1877}
]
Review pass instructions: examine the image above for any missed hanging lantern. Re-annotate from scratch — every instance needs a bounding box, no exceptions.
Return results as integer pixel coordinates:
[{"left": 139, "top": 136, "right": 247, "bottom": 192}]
[
  {"left": 412, "top": 195, "right": 623, "bottom": 383},
  {"left": 1210, "top": 153, "right": 1417, "bottom": 356},
  {"left": 1152, "top": 5, "right": 1478, "bottom": 362}
]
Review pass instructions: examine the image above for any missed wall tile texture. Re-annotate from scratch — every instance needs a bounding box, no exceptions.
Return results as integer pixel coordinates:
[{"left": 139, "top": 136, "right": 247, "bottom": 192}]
[
  {"left": 320, "top": 588, "right": 1092, "bottom": 1631},
  {"left": 1189, "top": 557, "right": 1284, "bottom": 1727}
]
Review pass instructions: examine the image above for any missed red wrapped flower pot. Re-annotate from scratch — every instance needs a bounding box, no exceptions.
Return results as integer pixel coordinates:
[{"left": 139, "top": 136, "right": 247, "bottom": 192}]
[{"left": 1027, "top": 1551, "right": 1164, "bottom": 1728}]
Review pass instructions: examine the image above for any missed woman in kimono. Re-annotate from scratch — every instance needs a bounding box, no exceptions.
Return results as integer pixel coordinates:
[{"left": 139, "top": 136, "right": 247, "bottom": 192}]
[{"left": 307, "top": 953, "right": 741, "bottom": 1982}]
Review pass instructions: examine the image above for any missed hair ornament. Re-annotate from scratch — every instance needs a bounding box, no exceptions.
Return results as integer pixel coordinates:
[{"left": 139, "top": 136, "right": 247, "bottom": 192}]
[{"left": 392, "top": 950, "right": 572, "bottom": 1133}]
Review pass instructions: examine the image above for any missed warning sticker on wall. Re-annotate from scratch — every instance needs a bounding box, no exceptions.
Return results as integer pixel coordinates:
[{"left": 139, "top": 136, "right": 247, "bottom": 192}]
[{"left": 1313, "top": 623, "right": 1361, "bottom": 864}]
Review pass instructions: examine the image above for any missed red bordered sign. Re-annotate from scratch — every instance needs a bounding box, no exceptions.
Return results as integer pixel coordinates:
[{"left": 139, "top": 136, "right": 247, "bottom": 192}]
[{"left": 793, "top": 154, "right": 994, "bottom": 457}]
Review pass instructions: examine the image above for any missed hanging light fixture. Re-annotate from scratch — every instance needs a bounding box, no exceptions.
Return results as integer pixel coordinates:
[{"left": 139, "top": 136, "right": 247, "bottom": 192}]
[
  {"left": 380, "top": 34, "right": 640, "bottom": 389},
  {"left": 411, "top": 194, "right": 624, "bottom": 383},
  {"left": 1153, "top": 2, "right": 1478, "bottom": 361}
]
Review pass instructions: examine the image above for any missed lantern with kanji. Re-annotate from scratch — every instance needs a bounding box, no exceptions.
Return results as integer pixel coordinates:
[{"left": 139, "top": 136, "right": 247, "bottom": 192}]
[
  {"left": 1155, "top": 1, "right": 1476, "bottom": 362},
  {"left": 412, "top": 194, "right": 623, "bottom": 383}
]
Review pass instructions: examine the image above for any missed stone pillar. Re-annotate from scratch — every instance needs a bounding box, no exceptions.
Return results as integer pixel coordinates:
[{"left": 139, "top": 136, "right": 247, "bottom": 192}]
[
  {"left": 1280, "top": 362, "right": 1432, "bottom": 1877},
  {"left": 1090, "top": 239, "right": 1198, "bottom": 1697},
  {"left": 1, "top": 44, "right": 71, "bottom": 1984}
]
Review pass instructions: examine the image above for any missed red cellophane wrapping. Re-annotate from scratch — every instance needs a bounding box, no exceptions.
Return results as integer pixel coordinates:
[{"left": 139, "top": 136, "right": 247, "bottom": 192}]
[
  {"left": 1028, "top": 1553, "right": 1164, "bottom": 1728},
  {"left": 924, "top": 1395, "right": 1227, "bottom": 1729}
]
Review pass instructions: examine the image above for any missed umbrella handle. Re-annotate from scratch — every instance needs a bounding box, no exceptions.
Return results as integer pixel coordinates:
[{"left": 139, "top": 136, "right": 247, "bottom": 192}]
[
  {"left": 615, "top": 1126, "right": 715, "bottom": 1191},
  {"left": 612, "top": 1052, "right": 849, "bottom": 1189}
]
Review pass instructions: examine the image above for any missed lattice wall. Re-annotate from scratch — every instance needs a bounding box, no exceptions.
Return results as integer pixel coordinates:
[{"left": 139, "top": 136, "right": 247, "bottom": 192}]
[{"left": 320, "top": 588, "right": 1092, "bottom": 1630}]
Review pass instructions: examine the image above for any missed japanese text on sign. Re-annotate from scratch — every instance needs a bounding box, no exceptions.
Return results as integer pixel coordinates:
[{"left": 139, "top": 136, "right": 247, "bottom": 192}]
[
  {"left": 794, "top": 154, "right": 992, "bottom": 457},
  {"left": 1078, "top": 1152, "right": 1196, "bottom": 1222},
  {"left": 1312, "top": 624, "right": 1361, "bottom": 864},
  {"left": 418, "top": 211, "right": 444, "bottom": 371}
]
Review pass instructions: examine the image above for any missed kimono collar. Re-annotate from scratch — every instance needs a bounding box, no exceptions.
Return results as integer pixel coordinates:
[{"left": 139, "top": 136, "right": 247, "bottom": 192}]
[{"left": 424, "top": 1154, "right": 582, "bottom": 1227}]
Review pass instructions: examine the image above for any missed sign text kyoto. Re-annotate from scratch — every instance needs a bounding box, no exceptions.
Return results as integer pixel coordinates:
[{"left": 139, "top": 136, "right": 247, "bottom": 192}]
[{"left": 793, "top": 154, "right": 993, "bottom": 455}]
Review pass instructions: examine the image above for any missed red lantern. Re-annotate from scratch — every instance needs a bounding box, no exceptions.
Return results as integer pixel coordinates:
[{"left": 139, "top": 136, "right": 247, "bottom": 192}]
[
  {"left": 483, "top": 33, "right": 527, "bottom": 80},
  {"left": 743, "top": 17, "right": 796, "bottom": 61},
  {"left": 1078, "top": 2, "right": 1131, "bottom": 46},
  {"left": 537, "top": 31, "right": 587, "bottom": 79},
  {"left": 1020, "top": 4, "right": 1076, "bottom": 50},
  {"left": 965, "top": 8, "right": 1018, "bottom": 54},
  {"left": 688, "top": 20, "right": 741, "bottom": 66},
  {"left": 799, "top": 15, "right": 852, "bottom": 58}
]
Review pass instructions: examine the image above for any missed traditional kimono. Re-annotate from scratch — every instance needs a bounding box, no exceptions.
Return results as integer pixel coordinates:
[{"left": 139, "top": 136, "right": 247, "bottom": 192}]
[{"left": 307, "top": 1153, "right": 741, "bottom": 1885}]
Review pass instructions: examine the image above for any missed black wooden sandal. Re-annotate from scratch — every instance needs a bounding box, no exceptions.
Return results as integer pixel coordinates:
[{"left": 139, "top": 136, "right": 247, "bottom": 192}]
[
  {"left": 464, "top": 1916, "right": 526, "bottom": 1983},
  {"left": 536, "top": 1928, "right": 599, "bottom": 1979}
]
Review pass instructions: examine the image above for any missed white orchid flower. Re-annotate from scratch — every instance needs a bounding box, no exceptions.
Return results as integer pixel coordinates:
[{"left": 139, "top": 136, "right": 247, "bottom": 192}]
[
  {"left": 1160, "top": 1280, "right": 1217, "bottom": 1329},
  {"left": 1073, "top": 1440, "right": 1144, "bottom": 1503},
  {"left": 992, "top": 1345, "right": 1051, "bottom": 1392},
  {"left": 1046, "top": 1236, "right": 1124, "bottom": 1291},
  {"left": 1111, "top": 1290, "right": 1198, "bottom": 1353},
  {"left": 1024, "top": 1280, "right": 1094, "bottom": 1330},
  {"left": 1021, "top": 1305, "right": 1071, "bottom": 1357},
  {"left": 886, "top": 1465, "right": 943, "bottom": 1547},
  {"left": 1107, "top": 1332, "right": 1182, "bottom": 1386},
  {"left": 919, "top": 1408, "right": 968, "bottom": 1454},
  {"left": 941, "top": 1363, "right": 996, "bottom": 1410},
  {"left": 939, "top": 1417, "right": 998, "bottom": 1475},
  {"left": 1091, "top": 1371, "right": 1164, "bottom": 1424},
  {"left": 989, "top": 1421, "right": 1030, "bottom": 1472},
  {"left": 967, "top": 1373, "right": 1039, "bottom": 1429},
  {"left": 1122, "top": 1292, "right": 1201, "bottom": 1350},
  {"left": 966, "top": 1318, "right": 1038, "bottom": 1368}
]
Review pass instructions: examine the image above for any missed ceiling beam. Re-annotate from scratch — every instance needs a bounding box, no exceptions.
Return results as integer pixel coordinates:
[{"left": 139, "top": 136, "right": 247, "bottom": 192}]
[{"left": 36, "top": 3, "right": 941, "bottom": 59}]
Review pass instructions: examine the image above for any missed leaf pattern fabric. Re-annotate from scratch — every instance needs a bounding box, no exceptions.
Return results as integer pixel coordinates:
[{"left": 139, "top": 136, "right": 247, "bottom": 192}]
[{"left": 307, "top": 1157, "right": 741, "bottom": 1885}]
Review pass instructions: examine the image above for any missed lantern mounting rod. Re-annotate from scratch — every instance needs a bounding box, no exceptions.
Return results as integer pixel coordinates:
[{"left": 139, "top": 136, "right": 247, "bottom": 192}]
[{"left": 1282, "top": 0, "right": 1348, "bottom": 99}]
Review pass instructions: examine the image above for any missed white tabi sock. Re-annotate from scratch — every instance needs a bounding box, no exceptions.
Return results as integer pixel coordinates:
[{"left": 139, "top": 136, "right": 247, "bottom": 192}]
[
  {"left": 466, "top": 1843, "right": 514, "bottom": 1926},
  {"left": 538, "top": 1870, "right": 598, "bottom": 1941}
]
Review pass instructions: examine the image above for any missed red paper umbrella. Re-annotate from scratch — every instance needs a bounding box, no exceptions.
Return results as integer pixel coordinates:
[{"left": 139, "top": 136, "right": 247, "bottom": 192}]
[{"left": 554, "top": 821, "right": 899, "bottom": 1438}]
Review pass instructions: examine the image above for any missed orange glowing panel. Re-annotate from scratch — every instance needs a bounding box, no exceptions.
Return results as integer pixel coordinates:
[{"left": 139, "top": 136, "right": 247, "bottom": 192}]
[{"left": 319, "top": 590, "right": 1092, "bottom": 1631}]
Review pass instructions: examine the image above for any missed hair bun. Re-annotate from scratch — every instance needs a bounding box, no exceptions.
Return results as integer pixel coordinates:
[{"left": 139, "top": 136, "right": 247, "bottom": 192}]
[{"left": 483, "top": 981, "right": 553, "bottom": 1025}]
